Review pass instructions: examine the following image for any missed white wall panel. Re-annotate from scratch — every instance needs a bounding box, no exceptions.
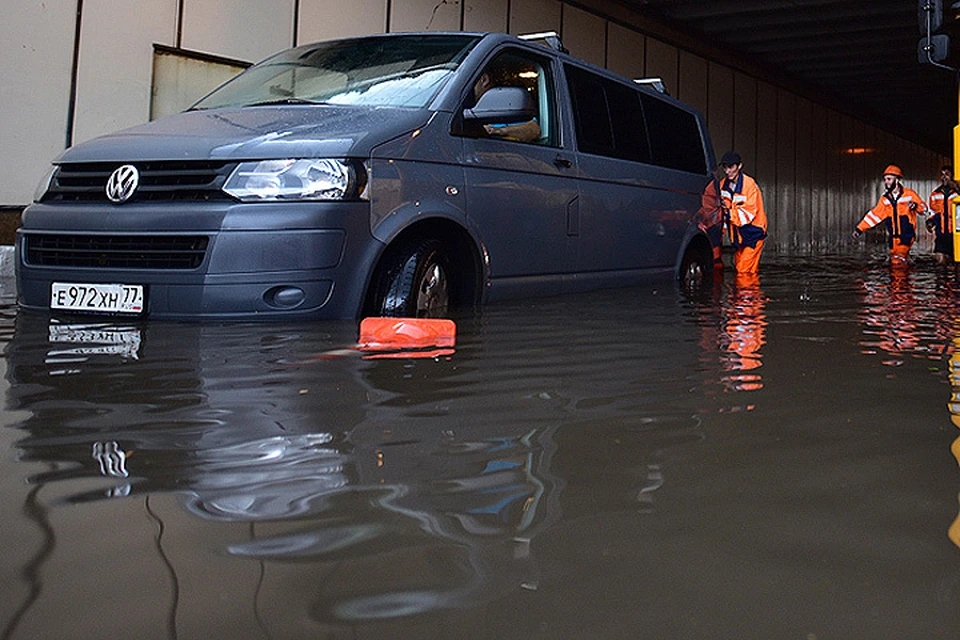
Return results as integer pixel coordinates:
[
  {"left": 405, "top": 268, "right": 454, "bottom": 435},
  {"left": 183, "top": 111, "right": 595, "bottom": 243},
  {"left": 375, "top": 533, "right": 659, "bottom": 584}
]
[
  {"left": 0, "top": 0, "right": 78, "bottom": 203},
  {"left": 795, "top": 97, "right": 813, "bottom": 249},
  {"left": 390, "top": 0, "right": 460, "bottom": 33},
  {"left": 776, "top": 89, "right": 796, "bottom": 247},
  {"left": 298, "top": 0, "right": 387, "bottom": 42},
  {"left": 644, "top": 38, "right": 677, "bottom": 96},
  {"left": 605, "top": 22, "right": 644, "bottom": 80},
  {"left": 838, "top": 115, "right": 856, "bottom": 230},
  {"left": 464, "top": 0, "right": 507, "bottom": 33},
  {"left": 732, "top": 71, "right": 757, "bottom": 171},
  {"left": 509, "top": 0, "right": 561, "bottom": 36},
  {"left": 72, "top": 0, "right": 178, "bottom": 146},
  {"left": 825, "top": 109, "right": 842, "bottom": 239},
  {"left": 755, "top": 81, "right": 778, "bottom": 235},
  {"left": 181, "top": 0, "right": 294, "bottom": 63},
  {"left": 809, "top": 102, "right": 828, "bottom": 249},
  {"left": 561, "top": 5, "right": 605, "bottom": 67},
  {"left": 707, "top": 62, "right": 733, "bottom": 158},
  {"left": 677, "top": 51, "right": 707, "bottom": 117}
]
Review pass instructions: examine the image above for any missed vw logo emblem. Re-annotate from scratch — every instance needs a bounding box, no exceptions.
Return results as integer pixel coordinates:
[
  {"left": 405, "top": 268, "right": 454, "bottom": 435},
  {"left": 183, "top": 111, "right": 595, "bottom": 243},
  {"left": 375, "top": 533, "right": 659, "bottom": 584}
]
[{"left": 105, "top": 165, "right": 139, "bottom": 204}]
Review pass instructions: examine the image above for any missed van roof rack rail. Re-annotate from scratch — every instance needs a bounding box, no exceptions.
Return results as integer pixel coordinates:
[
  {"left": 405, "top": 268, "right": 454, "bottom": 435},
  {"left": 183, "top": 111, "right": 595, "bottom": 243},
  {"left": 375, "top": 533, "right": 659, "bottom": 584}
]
[
  {"left": 634, "top": 77, "right": 668, "bottom": 95},
  {"left": 519, "top": 31, "right": 568, "bottom": 54}
]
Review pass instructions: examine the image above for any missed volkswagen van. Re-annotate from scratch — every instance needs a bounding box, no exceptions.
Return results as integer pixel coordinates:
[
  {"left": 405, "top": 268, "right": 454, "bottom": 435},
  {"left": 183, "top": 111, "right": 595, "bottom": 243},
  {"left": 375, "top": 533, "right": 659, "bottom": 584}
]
[{"left": 18, "top": 31, "right": 721, "bottom": 320}]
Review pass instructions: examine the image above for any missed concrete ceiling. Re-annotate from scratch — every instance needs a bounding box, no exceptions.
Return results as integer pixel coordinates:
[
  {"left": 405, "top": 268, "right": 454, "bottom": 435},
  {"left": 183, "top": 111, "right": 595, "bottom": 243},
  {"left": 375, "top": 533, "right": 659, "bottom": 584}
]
[{"left": 623, "top": 0, "right": 958, "bottom": 155}]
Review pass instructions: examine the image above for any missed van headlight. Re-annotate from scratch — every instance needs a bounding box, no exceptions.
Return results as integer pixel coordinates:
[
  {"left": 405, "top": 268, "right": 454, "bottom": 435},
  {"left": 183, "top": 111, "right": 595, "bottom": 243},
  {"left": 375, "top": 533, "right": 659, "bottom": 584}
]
[{"left": 223, "top": 159, "right": 365, "bottom": 201}]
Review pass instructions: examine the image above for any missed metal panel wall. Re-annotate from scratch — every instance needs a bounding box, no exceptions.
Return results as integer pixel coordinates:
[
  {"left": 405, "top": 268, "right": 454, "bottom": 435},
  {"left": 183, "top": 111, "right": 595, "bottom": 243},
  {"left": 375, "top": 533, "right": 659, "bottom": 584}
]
[
  {"left": 298, "top": 0, "right": 387, "bottom": 42},
  {"left": 809, "top": 102, "right": 828, "bottom": 250},
  {"left": 561, "top": 4, "right": 606, "bottom": 67},
  {"left": 840, "top": 115, "right": 858, "bottom": 242},
  {"left": 825, "top": 110, "right": 843, "bottom": 243},
  {"left": 755, "top": 81, "right": 778, "bottom": 242},
  {"left": 390, "top": 0, "right": 461, "bottom": 32},
  {"left": 464, "top": 0, "right": 508, "bottom": 33},
  {"left": 677, "top": 51, "right": 707, "bottom": 117},
  {"left": 0, "top": 0, "right": 76, "bottom": 203},
  {"left": 795, "top": 97, "right": 813, "bottom": 252},
  {"left": 644, "top": 38, "right": 678, "bottom": 97},
  {"left": 732, "top": 71, "right": 757, "bottom": 172},
  {"left": 151, "top": 50, "right": 248, "bottom": 119},
  {"left": 73, "top": 0, "right": 179, "bottom": 146},
  {"left": 181, "top": 0, "right": 294, "bottom": 63},
  {"left": 707, "top": 63, "right": 734, "bottom": 158},
  {"left": 776, "top": 90, "right": 796, "bottom": 249},
  {"left": 605, "top": 22, "right": 645, "bottom": 81},
  {"left": 509, "top": 0, "right": 561, "bottom": 35}
]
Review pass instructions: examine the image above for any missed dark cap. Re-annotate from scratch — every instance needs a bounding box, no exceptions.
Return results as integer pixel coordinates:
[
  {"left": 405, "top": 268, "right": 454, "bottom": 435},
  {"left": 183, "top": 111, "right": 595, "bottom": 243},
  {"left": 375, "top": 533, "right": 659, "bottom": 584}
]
[{"left": 720, "top": 151, "right": 742, "bottom": 166}]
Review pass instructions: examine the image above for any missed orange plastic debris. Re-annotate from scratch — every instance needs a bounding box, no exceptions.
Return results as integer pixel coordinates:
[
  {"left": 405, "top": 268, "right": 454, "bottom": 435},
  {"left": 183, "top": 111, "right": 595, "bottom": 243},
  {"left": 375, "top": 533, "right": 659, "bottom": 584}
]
[{"left": 358, "top": 317, "right": 456, "bottom": 351}]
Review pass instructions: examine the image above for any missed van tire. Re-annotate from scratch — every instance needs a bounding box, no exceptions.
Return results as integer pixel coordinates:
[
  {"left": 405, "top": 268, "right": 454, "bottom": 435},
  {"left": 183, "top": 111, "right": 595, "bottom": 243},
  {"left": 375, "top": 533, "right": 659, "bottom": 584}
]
[
  {"left": 372, "top": 238, "right": 453, "bottom": 318},
  {"left": 679, "top": 244, "right": 711, "bottom": 293}
]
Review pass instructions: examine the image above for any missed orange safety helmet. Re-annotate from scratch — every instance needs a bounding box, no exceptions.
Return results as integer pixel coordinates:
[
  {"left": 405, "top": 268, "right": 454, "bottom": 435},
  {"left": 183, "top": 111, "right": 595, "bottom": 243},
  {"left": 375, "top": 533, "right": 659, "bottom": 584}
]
[{"left": 882, "top": 164, "right": 903, "bottom": 178}]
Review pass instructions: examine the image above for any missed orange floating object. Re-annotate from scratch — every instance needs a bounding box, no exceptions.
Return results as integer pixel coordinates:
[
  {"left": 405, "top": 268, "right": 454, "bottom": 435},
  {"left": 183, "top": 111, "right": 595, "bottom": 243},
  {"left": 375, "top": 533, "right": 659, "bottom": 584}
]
[{"left": 358, "top": 317, "right": 456, "bottom": 351}]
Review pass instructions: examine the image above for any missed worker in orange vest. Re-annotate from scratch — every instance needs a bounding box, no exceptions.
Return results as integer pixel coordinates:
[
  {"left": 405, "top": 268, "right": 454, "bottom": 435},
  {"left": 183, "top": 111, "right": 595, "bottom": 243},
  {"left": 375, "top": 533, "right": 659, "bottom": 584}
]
[
  {"left": 719, "top": 151, "right": 767, "bottom": 274},
  {"left": 852, "top": 164, "right": 926, "bottom": 264},
  {"left": 926, "top": 165, "right": 959, "bottom": 264}
]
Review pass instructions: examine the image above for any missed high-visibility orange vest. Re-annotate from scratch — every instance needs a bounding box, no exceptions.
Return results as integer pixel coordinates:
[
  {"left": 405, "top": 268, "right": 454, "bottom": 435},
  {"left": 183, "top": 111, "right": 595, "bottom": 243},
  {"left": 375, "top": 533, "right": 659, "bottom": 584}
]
[
  {"left": 720, "top": 174, "right": 767, "bottom": 248},
  {"left": 929, "top": 184, "right": 958, "bottom": 235},
  {"left": 857, "top": 186, "right": 926, "bottom": 244}
]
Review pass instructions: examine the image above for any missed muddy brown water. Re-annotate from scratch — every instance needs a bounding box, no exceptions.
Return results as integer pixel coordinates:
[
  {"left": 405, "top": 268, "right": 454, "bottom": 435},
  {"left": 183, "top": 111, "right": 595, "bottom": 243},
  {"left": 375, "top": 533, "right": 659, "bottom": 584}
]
[{"left": 3, "top": 250, "right": 960, "bottom": 639}]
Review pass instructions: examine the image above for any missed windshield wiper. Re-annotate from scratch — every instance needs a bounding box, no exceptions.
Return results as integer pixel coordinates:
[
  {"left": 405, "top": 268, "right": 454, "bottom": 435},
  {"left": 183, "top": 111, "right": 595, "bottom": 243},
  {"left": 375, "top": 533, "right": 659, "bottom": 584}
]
[{"left": 245, "top": 98, "right": 322, "bottom": 107}]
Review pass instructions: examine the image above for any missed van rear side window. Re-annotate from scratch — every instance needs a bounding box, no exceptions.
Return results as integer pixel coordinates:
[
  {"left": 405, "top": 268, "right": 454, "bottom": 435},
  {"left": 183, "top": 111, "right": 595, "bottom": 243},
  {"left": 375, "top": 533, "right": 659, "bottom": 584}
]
[
  {"left": 638, "top": 93, "right": 707, "bottom": 174},
  {"left": 565, "top": 65, "right": 650, "bottom": 163},
  {"left": 566, "top": 64, "right": 706, "bottom": 174}
]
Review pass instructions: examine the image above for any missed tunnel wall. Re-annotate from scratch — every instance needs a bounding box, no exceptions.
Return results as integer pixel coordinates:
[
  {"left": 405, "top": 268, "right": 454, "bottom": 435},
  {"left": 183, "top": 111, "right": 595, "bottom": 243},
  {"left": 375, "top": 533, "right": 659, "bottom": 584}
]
[{"left": 1, "top": 0, "right": 948, "bottom": 251}]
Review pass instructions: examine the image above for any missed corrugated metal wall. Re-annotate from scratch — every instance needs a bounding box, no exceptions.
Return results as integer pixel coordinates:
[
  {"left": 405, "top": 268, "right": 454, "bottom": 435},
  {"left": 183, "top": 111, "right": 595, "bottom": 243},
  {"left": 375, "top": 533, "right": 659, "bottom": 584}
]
[{"left": 1, "top": 0, "right": 947, "bottom": 251}]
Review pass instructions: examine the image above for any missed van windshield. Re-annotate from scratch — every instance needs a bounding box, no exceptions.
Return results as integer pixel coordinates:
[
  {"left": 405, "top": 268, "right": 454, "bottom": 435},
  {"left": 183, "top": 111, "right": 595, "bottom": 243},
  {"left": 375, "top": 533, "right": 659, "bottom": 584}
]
[{"left": 191, "top": 35, "right": 481, "bottom": 110}]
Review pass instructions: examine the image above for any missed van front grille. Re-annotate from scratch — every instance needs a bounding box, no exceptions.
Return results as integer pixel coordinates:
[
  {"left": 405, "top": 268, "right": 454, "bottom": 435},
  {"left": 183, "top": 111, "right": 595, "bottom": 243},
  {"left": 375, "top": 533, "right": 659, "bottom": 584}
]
[
  {"left": 42, "top": 161, "right": 236, "bottom": 203},
  {"left": 24, "top": 234, "right": 209, "bottom": 269}
]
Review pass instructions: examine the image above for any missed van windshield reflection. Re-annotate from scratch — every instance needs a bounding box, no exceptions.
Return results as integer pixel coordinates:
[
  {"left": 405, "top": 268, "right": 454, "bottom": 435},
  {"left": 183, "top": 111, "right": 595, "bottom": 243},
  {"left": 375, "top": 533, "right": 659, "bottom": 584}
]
[{"left": 191, "top": 35, "right": 480, "bottom": 110}]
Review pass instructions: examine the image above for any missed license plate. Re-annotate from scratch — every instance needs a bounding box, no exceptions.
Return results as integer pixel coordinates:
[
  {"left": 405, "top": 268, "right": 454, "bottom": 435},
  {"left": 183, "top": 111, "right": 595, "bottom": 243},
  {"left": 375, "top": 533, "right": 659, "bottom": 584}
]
[{"left": 51, "top": 282, "right": 144, "bottom": 314}]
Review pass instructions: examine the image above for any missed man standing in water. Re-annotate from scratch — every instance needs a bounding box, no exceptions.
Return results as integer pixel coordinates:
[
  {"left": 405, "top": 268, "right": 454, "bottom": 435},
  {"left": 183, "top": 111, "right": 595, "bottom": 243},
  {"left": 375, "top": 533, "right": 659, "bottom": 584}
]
[
  {"left": 852, "top": 164, "right": 926, "bottom": 265},
  {"left": 719, "top": 151, "right": 767, "bottom": 274},
  {"left": 926, "top": 165, "right": 959, "bottom": 264}
]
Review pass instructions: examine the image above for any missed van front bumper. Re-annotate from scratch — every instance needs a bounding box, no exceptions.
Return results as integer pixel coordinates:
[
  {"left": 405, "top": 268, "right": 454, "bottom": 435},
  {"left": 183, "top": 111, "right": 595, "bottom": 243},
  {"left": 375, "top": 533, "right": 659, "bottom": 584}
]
[{"left": 16, "top": 200, "right": 380, "bottom": 320}]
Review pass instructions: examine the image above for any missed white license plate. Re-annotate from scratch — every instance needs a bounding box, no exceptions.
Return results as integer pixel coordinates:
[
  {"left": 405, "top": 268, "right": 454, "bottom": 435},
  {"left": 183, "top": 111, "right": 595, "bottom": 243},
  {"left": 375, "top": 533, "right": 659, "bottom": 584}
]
[{"left": 51, "top": 282, "right": 144, "bottom": 314}]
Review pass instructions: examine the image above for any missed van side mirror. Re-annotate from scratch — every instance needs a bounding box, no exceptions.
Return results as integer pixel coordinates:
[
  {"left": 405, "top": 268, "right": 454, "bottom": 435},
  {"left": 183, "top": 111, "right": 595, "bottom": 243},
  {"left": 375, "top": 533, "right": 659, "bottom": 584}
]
[{"left": 463, "top": 87, "right": 535, "bottom": 124}]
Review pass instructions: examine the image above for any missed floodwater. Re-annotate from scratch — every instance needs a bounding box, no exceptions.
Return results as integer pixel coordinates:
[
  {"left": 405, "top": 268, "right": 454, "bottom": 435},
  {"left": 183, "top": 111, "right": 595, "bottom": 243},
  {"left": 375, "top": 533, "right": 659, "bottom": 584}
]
[{"left": 3, "top": 249, "right": 960, "bottom": 639}]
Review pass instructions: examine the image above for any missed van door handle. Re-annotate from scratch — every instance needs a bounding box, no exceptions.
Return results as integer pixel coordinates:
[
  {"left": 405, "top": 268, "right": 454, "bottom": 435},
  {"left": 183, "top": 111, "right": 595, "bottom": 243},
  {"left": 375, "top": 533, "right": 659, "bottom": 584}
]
[{"left": 553, "top": 155, "right": 572, "bottom": 169}]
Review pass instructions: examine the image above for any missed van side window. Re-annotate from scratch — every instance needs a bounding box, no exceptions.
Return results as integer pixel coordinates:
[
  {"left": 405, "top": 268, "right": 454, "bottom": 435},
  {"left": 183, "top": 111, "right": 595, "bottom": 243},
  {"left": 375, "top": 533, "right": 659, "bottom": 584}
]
[
  {"left": 565, "top": 65, "right": 651, "bottom": 164},
  {"left": 638, "top": 93, "right": 707, "bottom": 174},
  {"left": 456, "top": 50, "right": 556, "bottom": 146}
]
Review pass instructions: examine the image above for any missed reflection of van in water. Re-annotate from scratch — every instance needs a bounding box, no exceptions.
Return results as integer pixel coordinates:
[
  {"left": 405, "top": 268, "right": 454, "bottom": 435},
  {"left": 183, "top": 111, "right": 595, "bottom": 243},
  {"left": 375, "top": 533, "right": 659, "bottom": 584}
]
[{"left": 18, "top": 31, "right": 721, "bottom": 320}]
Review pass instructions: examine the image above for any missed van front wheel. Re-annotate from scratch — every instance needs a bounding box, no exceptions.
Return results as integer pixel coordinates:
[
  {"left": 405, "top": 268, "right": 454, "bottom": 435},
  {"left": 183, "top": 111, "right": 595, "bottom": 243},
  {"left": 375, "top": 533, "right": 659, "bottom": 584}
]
[{"left": 371, "top": 238, "right": 453, "bottom": 318}]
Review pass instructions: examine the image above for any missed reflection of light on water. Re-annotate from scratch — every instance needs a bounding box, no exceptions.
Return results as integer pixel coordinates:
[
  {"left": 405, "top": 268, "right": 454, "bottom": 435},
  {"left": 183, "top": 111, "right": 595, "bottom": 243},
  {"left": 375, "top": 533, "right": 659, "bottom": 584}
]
[
  {"left": 858, "top": 270, "right": 960, "bottom": 548},
  {"left": 718, "top": 274, "right": 767, "bottom": 396},
  {"left": 947, "top": 337, "right": 960, "bottom": 549},
  {"left": 91, "top": 441, "right": 132, "bottom": 497},
  {"left": 45, "top": 321, "right": 142, "bottom": 374},
  {"left": 857, "top": 268, "right": 957, "bottom": 368}
]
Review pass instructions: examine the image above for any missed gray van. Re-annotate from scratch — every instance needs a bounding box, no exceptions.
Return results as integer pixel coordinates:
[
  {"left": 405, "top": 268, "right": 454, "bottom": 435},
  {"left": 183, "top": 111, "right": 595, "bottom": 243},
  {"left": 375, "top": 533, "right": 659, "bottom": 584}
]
[{"left": 18, "top": 32, "right": 721, "bottom": 320}]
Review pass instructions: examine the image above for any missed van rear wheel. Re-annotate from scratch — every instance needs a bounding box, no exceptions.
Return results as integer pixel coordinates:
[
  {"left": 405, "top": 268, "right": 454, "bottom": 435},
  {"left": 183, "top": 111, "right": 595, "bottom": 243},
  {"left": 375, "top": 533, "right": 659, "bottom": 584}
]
[
  {"left": 372, "top": 238, "right": 453, "bottom": 318},
  {"left": 679, "top": 244, "right": 711, "bottom": 293}
]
